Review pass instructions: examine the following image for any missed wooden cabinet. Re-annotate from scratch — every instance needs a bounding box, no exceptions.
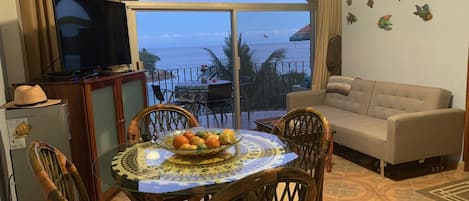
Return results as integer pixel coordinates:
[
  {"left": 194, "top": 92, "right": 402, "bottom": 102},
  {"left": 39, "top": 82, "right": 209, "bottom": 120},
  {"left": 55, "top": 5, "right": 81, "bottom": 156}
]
[{"left": 40, "top": 71, "right": 147, "bottom": 201}]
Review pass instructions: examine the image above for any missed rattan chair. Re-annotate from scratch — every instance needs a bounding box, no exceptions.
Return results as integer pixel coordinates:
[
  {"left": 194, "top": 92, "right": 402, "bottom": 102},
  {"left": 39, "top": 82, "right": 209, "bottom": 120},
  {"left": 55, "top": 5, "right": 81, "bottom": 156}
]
[
  {"left": 127, "top": 104, "right": 208, "bottom": 200},
  {"left": 28, "top": 141, "right": 90, "bottom": 201},
  {"left": 210, "top": 167, "right": 317, "bottom": 201},
  {"left": 271, "top": 107, "right": 332, "bottom": 201},
  {"left": 127, "top": 104, "right": 200, "bottom": 144}
]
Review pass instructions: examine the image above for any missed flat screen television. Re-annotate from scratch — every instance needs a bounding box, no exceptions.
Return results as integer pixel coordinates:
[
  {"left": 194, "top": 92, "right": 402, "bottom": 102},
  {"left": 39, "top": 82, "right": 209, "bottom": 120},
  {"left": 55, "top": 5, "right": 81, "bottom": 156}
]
[{"left": 53, "top": 0, "right": 131, "bottom": 75}]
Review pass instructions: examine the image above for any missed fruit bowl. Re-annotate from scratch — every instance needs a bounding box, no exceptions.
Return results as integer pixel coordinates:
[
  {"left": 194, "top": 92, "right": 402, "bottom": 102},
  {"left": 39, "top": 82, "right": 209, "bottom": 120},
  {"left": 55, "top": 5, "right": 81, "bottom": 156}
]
[{"left": 155, "top": 128, "right": 242, "bottom": 156}]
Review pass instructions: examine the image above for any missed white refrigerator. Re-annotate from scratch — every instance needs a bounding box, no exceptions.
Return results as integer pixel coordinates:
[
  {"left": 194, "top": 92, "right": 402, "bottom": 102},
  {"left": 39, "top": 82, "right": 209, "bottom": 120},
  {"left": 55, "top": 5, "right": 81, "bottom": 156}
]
[{"left": 2, "top": 103, "right": 72, "bottom": 201}]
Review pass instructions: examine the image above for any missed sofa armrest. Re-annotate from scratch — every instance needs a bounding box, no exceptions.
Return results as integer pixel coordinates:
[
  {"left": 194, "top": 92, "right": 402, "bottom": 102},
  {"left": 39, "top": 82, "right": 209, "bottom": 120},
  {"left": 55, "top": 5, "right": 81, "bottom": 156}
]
[
  {"left": 286, "top": 90, "right": 326, "bottom": 111},
  {"left": 386, "top": 108, "right": 464, "bottom": 164}
]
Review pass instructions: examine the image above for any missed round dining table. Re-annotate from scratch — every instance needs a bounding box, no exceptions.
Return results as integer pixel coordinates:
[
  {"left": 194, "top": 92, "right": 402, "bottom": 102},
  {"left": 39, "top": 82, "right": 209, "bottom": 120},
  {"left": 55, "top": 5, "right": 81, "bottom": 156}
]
[{"left": 92, "top": 129, "right": 298, "bottom": 200}]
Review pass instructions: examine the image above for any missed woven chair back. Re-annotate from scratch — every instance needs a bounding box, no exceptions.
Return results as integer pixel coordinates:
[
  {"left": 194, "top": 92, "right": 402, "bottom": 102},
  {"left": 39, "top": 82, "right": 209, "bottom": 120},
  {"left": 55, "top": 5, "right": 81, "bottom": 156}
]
[
  {"left": 210, "top": 167, "right": 317, "bottom": 201},
  {"left": 28, "top": 141, "right": 89, "bottom": 201},
  {"left": 127, "top": 104, "right": 200, "bottom": 144},
  {"left": 271, "top": 107, "right": 331, "bottom": 201}
]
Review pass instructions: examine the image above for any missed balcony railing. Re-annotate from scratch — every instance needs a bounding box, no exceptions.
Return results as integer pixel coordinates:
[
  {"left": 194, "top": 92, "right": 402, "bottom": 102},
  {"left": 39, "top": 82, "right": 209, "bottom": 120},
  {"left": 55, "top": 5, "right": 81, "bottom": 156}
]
[{"left": 146, "top": 60, "right": 311, "bottom": 111}]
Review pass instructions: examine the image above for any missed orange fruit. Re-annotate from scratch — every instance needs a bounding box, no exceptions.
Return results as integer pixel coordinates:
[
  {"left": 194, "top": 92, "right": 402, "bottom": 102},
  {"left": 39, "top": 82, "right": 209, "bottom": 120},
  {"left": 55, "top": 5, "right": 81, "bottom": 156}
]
[
  {"left": 183, "top": 131, "right": 195, "bottom": 139},
  {"left": 172, "top": 135, "right": 189, "bottom": 149},
  {"left": 202, "top": 133, "right": 216, "bottom": 140},
  {"left": 189, "top": 136, "right": 205, "bottom": 145},
  {"left": 179, "top": 144, "right": 192, "bottom": 150},
  {"left": 205, "top": 136, "right": 221, "bottom": 148}
]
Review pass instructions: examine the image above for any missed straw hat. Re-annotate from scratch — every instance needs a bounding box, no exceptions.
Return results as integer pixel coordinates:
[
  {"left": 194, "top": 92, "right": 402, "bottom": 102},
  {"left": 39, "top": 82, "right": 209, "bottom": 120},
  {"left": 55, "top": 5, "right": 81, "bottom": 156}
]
[{"left": 0, "top": 85, "right": 61, "bottom": 109}]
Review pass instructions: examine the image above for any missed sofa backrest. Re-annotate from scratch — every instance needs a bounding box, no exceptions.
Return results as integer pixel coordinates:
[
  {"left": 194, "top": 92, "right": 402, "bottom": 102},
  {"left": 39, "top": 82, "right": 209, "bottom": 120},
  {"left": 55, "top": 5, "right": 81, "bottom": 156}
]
[
  {"left": 367, "top": 81, "right": 452, "bottom": 119},
  {"left": 325, "top": 79, "right": 375, "bottom": 114}
]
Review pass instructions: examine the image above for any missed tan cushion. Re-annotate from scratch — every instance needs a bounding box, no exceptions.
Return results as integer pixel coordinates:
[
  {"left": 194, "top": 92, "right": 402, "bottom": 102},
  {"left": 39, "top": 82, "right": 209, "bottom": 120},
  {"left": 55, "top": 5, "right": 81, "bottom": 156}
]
[
  {"left": 314, "top": 105, "right": 387, "bottom": 159},
  {"left": 367, "top": 81, "right": 452, "bottom": 119},
  {"left": 325, "top": 79, "right": 374, "bottom": 114}
]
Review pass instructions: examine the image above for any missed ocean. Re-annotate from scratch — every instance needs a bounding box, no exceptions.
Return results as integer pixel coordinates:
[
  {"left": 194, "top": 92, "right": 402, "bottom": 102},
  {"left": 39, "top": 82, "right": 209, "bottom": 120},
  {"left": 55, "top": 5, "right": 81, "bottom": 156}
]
[{"left": 145, "top": 41, "right": 311, "bottom": 73}]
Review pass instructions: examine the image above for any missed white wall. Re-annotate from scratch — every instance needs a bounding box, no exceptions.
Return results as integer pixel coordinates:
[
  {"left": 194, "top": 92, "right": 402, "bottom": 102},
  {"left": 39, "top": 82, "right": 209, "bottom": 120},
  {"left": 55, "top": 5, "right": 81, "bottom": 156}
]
[
  {"left": 0, "top": 0, "right": 27, "bottom": 91},
  {"left": 0, "top": 0, "right": 24, "bottom": 200},
  {"left": 342, "top": 0, "right": 469, "bottom": 109}
]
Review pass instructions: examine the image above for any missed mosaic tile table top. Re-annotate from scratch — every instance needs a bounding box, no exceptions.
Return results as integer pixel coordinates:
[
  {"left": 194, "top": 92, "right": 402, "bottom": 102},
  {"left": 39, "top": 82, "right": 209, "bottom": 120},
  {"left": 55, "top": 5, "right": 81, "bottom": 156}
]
[{"left": 97, "top": 130, "right": 297, "bottom": 195}]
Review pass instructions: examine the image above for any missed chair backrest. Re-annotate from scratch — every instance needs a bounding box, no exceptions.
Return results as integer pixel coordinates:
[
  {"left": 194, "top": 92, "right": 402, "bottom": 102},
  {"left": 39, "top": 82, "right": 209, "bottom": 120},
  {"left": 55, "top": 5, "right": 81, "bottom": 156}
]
[
  {"left": 28, "top": 141, "right": 89, "bottom": 201},
  {"left": 208, "top": 82, "right": 232, "bottom": 102},
  {"left": 271, "top": 107, "right": 331, "bottom": 201},
  {"left": 127, "top": 104, "right": 200, "bottom": 144},
  {"left": 151, "top": 85, "right": 165, "bottom": 103},
  {"left": 209, "top": 167, "right": 317, "bottom": 201}
]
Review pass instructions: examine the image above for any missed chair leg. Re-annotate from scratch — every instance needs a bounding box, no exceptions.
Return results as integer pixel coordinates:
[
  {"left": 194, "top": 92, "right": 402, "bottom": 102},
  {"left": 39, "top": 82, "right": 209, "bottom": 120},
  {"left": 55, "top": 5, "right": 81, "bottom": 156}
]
[{"left": 326, "top": 135, "right": 333, "bottom": 172}]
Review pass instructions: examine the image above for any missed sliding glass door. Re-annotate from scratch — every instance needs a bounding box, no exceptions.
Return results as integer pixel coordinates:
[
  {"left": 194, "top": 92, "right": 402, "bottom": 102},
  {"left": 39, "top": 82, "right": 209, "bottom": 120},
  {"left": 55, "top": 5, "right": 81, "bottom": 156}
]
[
  {"left": 236, "top": 11, "right": 311, "bottom": 128},
  {"left": 126, "top": 1, "right": 313, "bottom": 129}
]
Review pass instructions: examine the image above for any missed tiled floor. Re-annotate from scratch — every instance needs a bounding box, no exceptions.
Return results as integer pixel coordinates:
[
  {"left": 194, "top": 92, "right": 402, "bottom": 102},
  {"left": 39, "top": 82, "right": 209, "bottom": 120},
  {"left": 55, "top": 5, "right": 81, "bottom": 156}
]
[
  {"left": 323, "top": 155, "right": 468, "bottom": 201},
  {"left": 110, "top": 155, "right": 468, "bottom": 201}
]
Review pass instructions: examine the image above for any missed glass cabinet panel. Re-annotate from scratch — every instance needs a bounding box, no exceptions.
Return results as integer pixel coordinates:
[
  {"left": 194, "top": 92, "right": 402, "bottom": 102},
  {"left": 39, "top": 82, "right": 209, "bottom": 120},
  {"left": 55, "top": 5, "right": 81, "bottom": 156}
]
[
  {"left": 122, "top": 79, "right": 145, "bottom": 135},
  {"left": 91, "top": 85, "right": 118, "bottom": 191}
]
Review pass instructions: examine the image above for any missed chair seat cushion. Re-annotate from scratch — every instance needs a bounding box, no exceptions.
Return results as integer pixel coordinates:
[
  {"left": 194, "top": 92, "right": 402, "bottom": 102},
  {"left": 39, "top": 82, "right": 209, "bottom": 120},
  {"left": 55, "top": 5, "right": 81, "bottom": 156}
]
[{"left": 313, "top": 105, "right": 387, "bottom": 159}]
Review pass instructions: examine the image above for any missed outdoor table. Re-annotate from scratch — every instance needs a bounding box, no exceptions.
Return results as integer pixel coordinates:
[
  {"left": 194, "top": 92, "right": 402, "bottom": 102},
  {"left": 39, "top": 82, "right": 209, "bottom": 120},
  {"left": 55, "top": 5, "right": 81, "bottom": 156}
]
[
  {"left": 92, "top": 129, "right": 298, "bottom": 201},
  {"left": 174, "top": 80, "right": 232, "bottom": 127},
  {"left": 174, "top": 79, "right": 231, "bottom": 102}
]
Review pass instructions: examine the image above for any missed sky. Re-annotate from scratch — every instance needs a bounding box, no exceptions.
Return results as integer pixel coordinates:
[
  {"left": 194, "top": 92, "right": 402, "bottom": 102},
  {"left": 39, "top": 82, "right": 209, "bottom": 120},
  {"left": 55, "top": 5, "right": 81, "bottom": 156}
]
[{"left": 135, "top": 1, "right": 310, "bottom": 48}]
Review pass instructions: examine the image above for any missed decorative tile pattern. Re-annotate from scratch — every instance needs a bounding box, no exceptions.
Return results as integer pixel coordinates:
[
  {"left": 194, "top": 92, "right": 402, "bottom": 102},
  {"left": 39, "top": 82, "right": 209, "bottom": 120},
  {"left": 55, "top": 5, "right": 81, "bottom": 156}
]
[{"left": 417, "top": 178, "right": 469, "bottom": 201}]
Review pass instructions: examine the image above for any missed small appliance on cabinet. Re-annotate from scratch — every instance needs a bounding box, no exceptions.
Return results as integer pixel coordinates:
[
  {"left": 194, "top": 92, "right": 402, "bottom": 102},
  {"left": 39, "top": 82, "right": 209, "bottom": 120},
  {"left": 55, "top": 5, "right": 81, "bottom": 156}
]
[{"left": 5, "top": 102, "right": 71, "bottom": 201}]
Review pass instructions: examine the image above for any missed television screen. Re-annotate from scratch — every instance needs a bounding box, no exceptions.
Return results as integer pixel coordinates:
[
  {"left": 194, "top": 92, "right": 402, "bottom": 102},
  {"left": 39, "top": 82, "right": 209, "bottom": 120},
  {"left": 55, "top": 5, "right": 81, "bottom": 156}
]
[
  {"left": 104, "top": 1, "right": 131, "bottom": 68},
  {"left": 54, "top": 0, "right": 131, "bottom": 73}
]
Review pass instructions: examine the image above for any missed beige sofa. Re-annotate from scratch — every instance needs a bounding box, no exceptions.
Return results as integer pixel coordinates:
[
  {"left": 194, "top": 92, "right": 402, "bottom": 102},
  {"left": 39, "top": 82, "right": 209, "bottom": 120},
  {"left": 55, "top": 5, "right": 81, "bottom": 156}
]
[{"left": 287, "top": 78, "right": 464, "bottom": 176}]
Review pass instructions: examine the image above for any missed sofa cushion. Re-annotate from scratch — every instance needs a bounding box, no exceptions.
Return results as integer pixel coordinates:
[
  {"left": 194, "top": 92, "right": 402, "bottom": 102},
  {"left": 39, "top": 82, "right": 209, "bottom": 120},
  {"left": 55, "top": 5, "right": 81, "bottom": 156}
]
[
  {"left": 367, "top": 81, "right": 452, "bottom": 119},
  {"left": 325, "top": 79, "right": 374, "bottom": 114},
  {"left": 314, "top": 105, "right": 388, "bottom": 159},
  {"left": 326, "top": 75, "right": 354, "bottom": 95}
]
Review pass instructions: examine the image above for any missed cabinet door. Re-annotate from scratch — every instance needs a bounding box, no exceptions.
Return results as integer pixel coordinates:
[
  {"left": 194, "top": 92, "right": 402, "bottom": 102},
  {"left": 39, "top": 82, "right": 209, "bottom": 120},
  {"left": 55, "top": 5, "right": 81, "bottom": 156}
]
[
  {"left": 90, "top": 85, "right": 119, "bottom": 192},
  {"left": 122, "top": 78, "right": 145, "bottom": 136}
]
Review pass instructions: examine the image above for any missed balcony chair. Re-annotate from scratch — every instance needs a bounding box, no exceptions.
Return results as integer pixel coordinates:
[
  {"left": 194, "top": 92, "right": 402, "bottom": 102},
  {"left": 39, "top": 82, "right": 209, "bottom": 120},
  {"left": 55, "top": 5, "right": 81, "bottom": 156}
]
[
  {"left": 271, "top": 107, "right": 332, "bottom": 201},
  {"left": 205, "top": 82, "right": 233, "bottom": 127},
  {"left": 209, "top": 167, "right": 317, "bottom": 201},
  {"left": 127, "top": 104, "right": 200, "bottom": 144},
  {"left": 151, "top": 84, "right": 166, "bottom": 104},
  {"left": 28, "top": 141, "right": 90, "bottom": 201},
  {"left": 151, "top": 84, "right": 195, "bottom": 111},
  {"left": 239, "top": 76, "right": 253, "bottom": 120}
]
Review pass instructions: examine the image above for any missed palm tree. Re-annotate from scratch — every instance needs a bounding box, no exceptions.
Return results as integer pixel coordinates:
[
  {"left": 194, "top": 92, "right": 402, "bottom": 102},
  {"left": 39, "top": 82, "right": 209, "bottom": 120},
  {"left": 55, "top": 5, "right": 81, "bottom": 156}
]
[
  {"left": 203, "top": 34, "right": 256, "bottom": 81},
  {"left": 204, "top": 34, "right": 288, "bottom": 110}
]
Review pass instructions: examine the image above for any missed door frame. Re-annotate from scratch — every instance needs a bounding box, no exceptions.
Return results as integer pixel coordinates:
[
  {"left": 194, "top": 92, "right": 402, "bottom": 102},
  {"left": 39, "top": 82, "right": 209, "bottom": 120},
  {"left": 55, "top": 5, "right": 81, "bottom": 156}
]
[{"left": 464, "top": 47, "right": 469, "bottom": 171}]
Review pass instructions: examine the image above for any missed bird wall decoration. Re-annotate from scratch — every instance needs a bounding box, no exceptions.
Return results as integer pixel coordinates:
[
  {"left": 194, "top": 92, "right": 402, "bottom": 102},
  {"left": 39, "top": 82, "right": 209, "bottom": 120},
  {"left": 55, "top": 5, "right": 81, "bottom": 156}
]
[
  {"left": 367, "top": 0, "right": 374, "bottom": 8},
  {"left": 347, "top": 12, "right": 358, "bottom": 24},
  {"left": 414, "top": 4, "right": 433, "bottom": 21},
  {"left": 377, "top": 15, "right": 392, "bottom": 31}
]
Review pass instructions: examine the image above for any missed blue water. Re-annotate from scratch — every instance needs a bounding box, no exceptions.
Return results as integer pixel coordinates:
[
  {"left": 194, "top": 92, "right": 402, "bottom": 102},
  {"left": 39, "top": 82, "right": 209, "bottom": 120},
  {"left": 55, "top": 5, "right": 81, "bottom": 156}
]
[{"left": 146, "top": 41, "right": 311, "bottom": 72}]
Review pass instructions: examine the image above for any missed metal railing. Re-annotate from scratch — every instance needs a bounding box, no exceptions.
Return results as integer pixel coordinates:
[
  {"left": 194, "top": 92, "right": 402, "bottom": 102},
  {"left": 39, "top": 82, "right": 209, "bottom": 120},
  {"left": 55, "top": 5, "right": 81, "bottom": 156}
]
[{"left": 147, "top": 60, "right": 311, "bottom": 111}]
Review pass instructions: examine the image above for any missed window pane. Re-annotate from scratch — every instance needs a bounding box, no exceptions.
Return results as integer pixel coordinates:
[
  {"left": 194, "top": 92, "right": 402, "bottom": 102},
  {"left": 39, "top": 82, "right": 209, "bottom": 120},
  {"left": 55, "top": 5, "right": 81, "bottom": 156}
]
[
  {"left": 136, "top": 11, "right": 232, "bottom": 128},
  {"left": 237, "top": 11, "right": 311, "bottom": 113}
]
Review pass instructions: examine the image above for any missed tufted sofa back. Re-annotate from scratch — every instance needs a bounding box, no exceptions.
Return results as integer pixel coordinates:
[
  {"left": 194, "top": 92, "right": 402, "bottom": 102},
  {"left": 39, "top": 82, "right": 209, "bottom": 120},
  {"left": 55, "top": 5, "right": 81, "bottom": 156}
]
[
  {"left": 325, "top": 79, "right": 375, "bottom": 114},
  {"left": 367, "top": 81, "right": 452, "bottom": 119}
]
